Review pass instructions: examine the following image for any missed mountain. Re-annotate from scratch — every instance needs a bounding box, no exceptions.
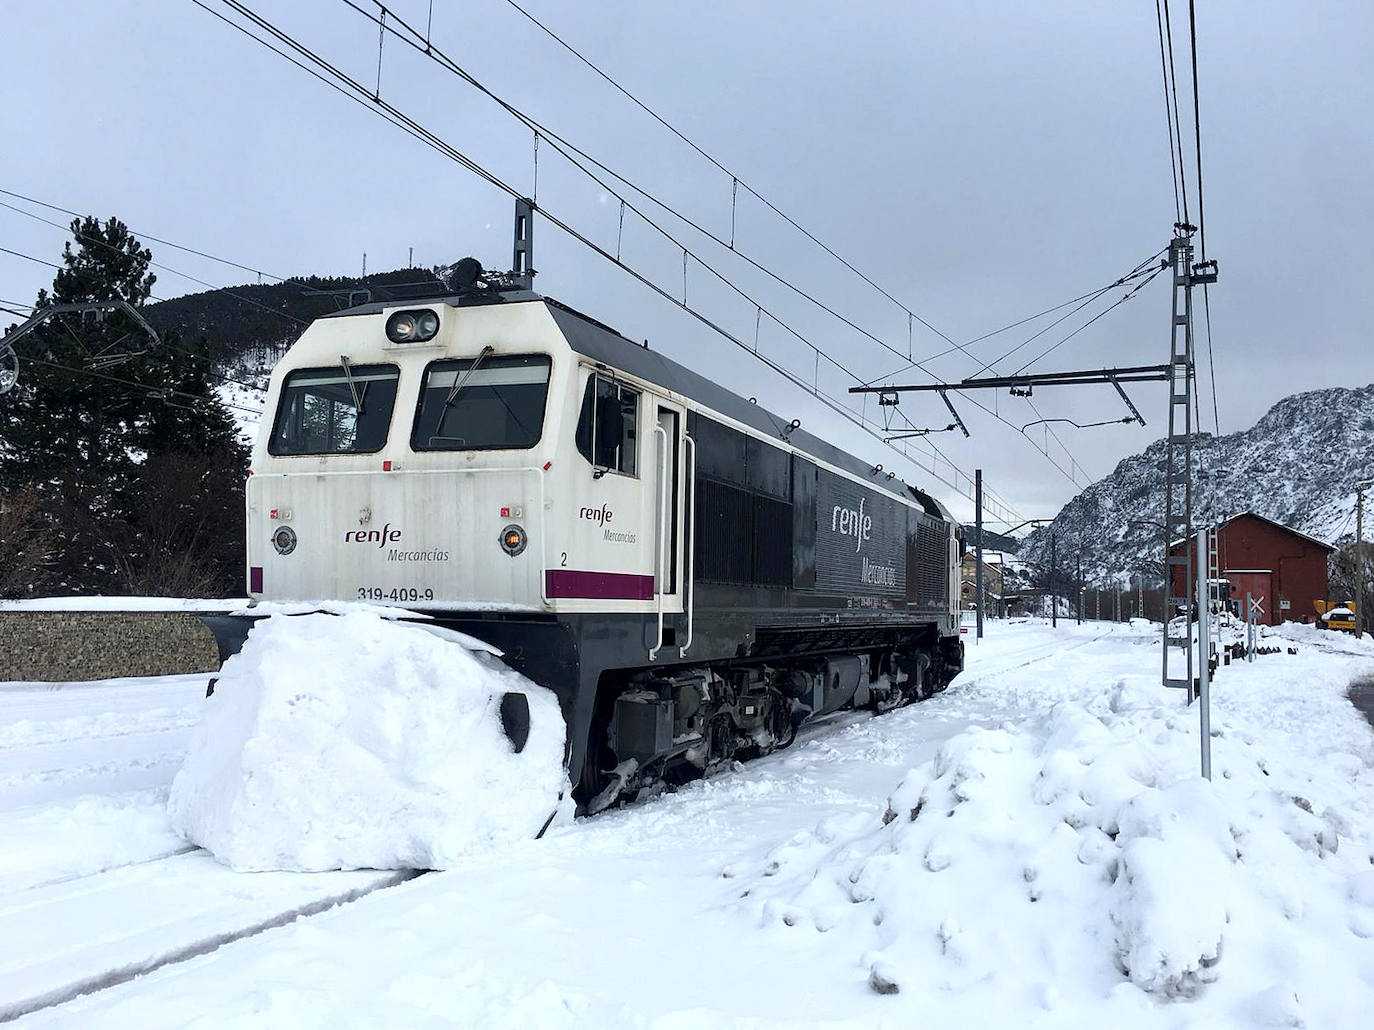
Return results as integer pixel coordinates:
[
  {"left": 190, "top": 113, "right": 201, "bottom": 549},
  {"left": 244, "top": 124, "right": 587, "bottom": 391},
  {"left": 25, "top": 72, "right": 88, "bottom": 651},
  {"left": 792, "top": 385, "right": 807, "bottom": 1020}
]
[
  {"left": 144, "top": 267, "right": 448, "bottom": 381},
  {"left": 965, "top": 526, "right": 1020, "bottom": 555},
  {"left": 1018, "top": 385, "right": 1374, "bottom": 586}
]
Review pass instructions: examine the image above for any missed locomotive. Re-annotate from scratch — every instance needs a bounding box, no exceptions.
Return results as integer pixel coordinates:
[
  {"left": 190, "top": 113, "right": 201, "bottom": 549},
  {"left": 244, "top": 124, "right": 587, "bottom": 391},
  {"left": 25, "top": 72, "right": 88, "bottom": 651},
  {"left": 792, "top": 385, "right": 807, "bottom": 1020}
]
[{"left": 206, "top": 242, "right": 964, "bottom": 812}]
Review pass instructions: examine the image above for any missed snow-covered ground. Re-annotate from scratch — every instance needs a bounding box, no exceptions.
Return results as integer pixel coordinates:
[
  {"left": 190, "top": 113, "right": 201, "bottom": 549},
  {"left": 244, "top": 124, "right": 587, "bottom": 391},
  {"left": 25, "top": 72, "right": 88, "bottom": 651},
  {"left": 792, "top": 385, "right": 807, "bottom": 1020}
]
[{"left": 2, "top": 620, "right": 1373, "bottom": 1027}]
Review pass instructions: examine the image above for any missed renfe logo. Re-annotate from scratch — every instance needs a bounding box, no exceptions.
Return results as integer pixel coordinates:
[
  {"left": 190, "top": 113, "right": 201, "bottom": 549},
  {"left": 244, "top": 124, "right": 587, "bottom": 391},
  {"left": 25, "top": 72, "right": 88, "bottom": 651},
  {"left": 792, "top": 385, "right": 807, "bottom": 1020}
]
[
  {"left": 344, "top": 523, "right": 402, "bottom": 548},
  {"left": 832, "top": 497, "right": 872, "bottom": 553},
  {"left": 579, "top": 504, "right": 613, "bottom": 526}
]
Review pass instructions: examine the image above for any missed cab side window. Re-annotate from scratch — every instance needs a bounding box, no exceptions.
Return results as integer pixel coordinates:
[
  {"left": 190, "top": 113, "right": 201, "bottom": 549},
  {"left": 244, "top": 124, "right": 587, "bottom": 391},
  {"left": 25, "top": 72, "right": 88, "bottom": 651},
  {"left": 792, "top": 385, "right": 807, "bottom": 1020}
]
[{"left": 575, "top": 373, "right": 638, "bottom": 476}]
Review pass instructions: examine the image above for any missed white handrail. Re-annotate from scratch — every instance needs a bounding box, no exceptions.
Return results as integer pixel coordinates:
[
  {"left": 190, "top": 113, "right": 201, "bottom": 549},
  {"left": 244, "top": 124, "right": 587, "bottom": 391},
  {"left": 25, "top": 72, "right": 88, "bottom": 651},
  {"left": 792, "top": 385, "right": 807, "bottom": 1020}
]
[
  {"left": 648, "top": 423, "right": 669, "bottom": 661},
  {"left": 679, "top": 433, "right": 696, "bottom": 658}
]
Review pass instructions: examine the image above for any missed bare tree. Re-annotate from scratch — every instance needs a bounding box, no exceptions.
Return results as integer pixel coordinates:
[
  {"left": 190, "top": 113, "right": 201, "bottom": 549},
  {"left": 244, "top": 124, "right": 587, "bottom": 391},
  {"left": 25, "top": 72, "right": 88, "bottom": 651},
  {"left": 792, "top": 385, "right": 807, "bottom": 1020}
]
[
  {"left": 0, "top": 487, "right": 55, "bottom": 598},
  {"left": 1329, "top": 540, "right": 1373, "bottom": 615}
]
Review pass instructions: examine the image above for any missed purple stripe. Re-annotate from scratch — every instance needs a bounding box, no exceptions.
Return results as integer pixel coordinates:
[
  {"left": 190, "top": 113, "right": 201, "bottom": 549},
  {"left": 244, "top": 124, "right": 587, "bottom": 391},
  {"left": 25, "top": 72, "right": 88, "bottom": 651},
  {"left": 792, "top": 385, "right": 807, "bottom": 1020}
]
[
  {"left": 249, "top": 566, "right": 263, "bottom": 593},
  {"left": 546, "top": 569, "right": 655, "bottom": 600}
]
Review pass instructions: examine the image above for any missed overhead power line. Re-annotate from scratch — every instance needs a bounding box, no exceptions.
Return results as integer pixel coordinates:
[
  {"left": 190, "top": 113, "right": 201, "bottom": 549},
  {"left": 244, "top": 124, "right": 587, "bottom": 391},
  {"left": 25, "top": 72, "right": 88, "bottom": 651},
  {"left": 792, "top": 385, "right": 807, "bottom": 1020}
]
[
  {"left": 1186, "top": 0, "right": 1220, "bottom": 434},
  {"left": 0, "top": 186, "right": 290, "bottom": 285},
  {"left": 336, "top": 0, "right": 1108, "bottom": 496},
  {"left": 1160, "top": 0, "right": 1191, "bottom": 224},
  {"left": 0, "top": 244, "right": 61, "bottom": 270},
  {"left": 0, "top": 240, "right": 269, "bottom": 395},
  {"left": 1154, "top": 0, "right": 1183, "bottom": 223},
  {"left": 30, "top": 357, "right": 263, "bottom": 416},
  {"left": 339, "top": 0, "right": 976, "bottom": 375},
  {"left": 493, "top": 0, "right": 952, "bottom": 349},
  {"left": 191, "top": 0, "right": 1036, "bottom": 521},
  {"left": 0, "top": 198, "right": 308, "bottom": 333},
  {"left": 1187, "top": 0, "right": 1208, "bottom": 264}
]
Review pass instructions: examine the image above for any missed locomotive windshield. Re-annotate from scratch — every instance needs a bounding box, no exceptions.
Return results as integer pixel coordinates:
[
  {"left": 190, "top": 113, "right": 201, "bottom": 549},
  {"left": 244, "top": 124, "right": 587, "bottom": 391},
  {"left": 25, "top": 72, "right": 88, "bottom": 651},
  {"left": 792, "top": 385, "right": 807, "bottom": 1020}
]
[
  {"left": 411, "top": 353, "right": 552, "bottom": 450},
  {"left": 268, "top": 363, "right": 399, "bottom": 455}
]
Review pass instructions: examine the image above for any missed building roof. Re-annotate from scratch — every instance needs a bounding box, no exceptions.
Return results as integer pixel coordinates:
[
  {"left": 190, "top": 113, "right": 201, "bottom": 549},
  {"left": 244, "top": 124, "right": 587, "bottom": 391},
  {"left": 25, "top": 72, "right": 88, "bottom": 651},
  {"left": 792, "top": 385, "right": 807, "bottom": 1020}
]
[{"left": 1169, "top": 510, "right": 1336, "bottom": 553}]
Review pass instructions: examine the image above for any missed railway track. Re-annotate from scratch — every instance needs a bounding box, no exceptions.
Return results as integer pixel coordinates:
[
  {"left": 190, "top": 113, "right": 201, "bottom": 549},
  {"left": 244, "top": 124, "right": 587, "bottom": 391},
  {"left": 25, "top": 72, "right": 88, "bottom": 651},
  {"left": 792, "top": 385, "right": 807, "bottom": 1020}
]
[
  {"left": 0, "top": 852, "right": 420, "bottom": 1024},
  {"left": 950, "top": 626, "right": 1114, "bottom": 688}
]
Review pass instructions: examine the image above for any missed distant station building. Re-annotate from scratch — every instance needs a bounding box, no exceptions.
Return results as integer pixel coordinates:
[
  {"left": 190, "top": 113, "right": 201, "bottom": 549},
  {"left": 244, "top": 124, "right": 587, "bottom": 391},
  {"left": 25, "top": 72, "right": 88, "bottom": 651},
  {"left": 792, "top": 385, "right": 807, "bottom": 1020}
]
[
  {"left": 1169, "top": 512, "right": 1333, "bottom": 625},
  {"left": 961, "top": 549, "right": 1021, "bottom": 617}
]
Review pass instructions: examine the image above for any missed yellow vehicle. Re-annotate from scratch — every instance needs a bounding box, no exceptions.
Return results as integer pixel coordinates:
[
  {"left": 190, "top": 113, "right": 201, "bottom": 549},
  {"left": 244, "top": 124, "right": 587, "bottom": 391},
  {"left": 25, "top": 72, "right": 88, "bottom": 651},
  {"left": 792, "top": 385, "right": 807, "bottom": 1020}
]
[{"left": 1315, "top": 599, "right": 1358, "bottom": 633}]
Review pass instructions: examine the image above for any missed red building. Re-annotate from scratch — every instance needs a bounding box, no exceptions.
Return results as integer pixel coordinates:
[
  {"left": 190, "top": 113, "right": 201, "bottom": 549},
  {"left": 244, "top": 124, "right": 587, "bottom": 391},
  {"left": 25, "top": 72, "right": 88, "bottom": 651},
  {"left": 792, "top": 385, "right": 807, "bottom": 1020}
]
[{"left": 1169, "top": 512, "right": 1333, "bottom": 626}]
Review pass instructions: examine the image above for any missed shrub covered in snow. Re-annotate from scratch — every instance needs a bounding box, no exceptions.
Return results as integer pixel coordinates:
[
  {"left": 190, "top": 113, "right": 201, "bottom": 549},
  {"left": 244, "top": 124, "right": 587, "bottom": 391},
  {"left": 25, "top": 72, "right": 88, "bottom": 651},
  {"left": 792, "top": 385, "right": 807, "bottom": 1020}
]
[
  {"left": 168, "top": 612, "right": 572, "bottom": 871},
  {"left": 741, "top": 667, "right": 1374, "bottom": 1019}
]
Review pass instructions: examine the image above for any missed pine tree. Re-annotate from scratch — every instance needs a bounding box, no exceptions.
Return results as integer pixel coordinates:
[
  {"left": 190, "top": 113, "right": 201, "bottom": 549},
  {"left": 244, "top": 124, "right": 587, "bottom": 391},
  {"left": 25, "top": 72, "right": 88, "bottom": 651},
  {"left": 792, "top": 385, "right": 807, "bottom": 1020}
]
[{"left": 0, "top": 216, "right": 248, "bottom": 596}]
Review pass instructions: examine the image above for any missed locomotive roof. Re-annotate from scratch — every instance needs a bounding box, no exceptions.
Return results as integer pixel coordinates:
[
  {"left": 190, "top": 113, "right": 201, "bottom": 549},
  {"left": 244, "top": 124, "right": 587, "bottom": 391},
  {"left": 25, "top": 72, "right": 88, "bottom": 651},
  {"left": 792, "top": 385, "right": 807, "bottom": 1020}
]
[{"left": 319, "top": 290, "right": 952, "bottom": 521}]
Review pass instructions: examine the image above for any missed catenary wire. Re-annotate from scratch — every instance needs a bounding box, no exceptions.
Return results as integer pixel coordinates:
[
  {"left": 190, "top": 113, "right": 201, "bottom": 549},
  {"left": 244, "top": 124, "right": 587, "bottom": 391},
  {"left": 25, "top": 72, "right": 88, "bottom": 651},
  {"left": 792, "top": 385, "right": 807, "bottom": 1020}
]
[
  {"left": 340, "top": 0, "right": 977, "bottom": 371},
  {"left": 1, "top": 240, "right": 270, "bottom": 395},
  {"left": 859, "top": 259, "right": 1164, "bottom": 388},
  {"left": 28, "top": 357, "right": 264, "bottom": 415},
  {"left": 1154, "top": 0, "right": 1182, "bottom": 223},
  {"left": 967, "top": 259, "right": 1161, "bottom": 379},
  {"left": 1011, "top": 264, "right": 1167, "bottom": 376},
  {"left": 206, "top": 0, "right": 1065, "bottom": 507},
  {"left": 195, "top": 0, "right": 1044, "bottom": 518},
  {"left": 0, "top": 186, "right": 290, "bottom": 285},
  {"left": 492, "top": 0, "right": 953, "bottom": 348},
  {"left": 338, "top": 0, "right": 1100, "bottom": 494},
  {"left": 0, "top": 198, "right": 308, "bottom": 330},
  {"left": 1161, "top": 0, "right": 1190, "bottom": 223},
  {"left": 1187, "top": 0, "right": 1219, "bottom": 434}
]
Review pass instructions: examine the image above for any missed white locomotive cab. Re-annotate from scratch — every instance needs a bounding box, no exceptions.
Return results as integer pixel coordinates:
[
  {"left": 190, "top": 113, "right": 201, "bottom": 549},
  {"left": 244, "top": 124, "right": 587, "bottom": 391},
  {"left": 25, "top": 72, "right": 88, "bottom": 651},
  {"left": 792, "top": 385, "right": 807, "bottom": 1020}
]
[{"left": 245, "top": 299, "right": 687, "bottom": 616}]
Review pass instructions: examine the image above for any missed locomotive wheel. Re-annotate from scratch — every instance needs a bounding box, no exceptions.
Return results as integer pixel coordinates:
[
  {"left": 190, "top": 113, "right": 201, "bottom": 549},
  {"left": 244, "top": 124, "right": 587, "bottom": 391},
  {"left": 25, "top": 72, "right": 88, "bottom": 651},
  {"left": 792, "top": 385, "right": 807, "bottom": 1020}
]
[
  {"left": 707, "top": 714, "right": 737, "bottom": 765},
  {"left": 767, "top": 693, "right": 797, "bottom": 750}
]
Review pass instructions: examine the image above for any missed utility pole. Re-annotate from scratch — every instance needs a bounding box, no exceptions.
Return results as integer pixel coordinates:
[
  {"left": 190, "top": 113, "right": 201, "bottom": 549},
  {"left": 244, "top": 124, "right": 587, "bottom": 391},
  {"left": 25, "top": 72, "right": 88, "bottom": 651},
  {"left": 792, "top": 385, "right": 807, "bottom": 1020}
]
[
  {"left": 1051, "top": 530, "right": 1058, "bottom": 628},
  {"left": 1162, "top": 223, "right": 1218, "bottom": 693},
  {"left": 1358, "top": 482, "right": 1369, "bottom": 639},
  {"left": 1076, "top": 549, "right": 1083, "bottom": 625},
  {"left": 1196, "top": 527, "right": 1212, "bottom": 780},
  {"left": 975, "top": 469, "right": 985, "bottom": 640}
]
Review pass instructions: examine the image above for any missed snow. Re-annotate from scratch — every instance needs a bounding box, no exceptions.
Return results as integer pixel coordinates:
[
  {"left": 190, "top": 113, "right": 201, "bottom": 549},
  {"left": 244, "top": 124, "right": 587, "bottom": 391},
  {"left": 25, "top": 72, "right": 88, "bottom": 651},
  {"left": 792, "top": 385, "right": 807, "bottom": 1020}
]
[
  {"left": 227, "top": 600, "right": 435, "bottom": 619},
  {"left": 167, "top": 612, "right": 572, "bottom": 872},
  {"left": 0, "top": 597, "right": 249, "bottom": 612},
  {"left": 3, "top": 619, "right": 1373, "bottom": 1027}
]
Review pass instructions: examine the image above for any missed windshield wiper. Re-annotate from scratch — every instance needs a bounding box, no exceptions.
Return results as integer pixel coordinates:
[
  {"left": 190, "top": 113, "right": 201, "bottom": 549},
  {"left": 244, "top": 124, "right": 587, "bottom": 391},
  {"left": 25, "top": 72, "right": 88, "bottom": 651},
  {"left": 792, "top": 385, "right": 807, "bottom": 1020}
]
[
  {"left": 444, "top": 345, "right": 495, "bottom": 408},
  {"left": 339, "top": 354, "right": 365, "bottom": 414}
]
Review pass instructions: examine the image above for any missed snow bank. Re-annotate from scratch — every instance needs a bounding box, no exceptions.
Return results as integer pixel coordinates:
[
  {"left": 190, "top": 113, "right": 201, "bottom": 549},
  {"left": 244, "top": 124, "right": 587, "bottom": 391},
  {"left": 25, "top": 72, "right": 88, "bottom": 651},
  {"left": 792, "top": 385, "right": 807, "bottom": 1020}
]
[
  {"left": 0, "top": 596, "right": 249, "bottom": 612},
  {"left": 168, "top": 612, "right": 572, "bottom": 871},
  {"left": 743, "top": 659, "right": 1374, "bottom": 1022}
]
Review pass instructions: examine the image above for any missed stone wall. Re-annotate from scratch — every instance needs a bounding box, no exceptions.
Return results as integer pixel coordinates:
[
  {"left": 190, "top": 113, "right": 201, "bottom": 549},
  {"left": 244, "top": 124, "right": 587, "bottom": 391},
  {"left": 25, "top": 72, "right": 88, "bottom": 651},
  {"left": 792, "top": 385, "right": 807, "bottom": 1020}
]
[{"left": 0, "top": 612, "right": 220, "bottom": 683}]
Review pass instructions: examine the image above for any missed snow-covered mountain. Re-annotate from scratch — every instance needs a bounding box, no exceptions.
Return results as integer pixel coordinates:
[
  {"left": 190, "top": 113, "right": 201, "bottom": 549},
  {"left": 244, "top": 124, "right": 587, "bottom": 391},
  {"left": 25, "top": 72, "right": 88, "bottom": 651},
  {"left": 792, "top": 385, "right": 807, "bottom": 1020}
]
[{"left": 1019, "top": 384, "right": 1374, "bottom": 586}]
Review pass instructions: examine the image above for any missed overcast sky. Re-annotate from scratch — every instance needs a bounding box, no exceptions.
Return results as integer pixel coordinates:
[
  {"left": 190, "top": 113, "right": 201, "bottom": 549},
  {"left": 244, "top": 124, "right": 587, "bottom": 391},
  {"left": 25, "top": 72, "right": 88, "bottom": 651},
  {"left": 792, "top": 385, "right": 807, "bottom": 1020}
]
[{"left": 3, "top": 0, "right": 1371, "bottom": 528}]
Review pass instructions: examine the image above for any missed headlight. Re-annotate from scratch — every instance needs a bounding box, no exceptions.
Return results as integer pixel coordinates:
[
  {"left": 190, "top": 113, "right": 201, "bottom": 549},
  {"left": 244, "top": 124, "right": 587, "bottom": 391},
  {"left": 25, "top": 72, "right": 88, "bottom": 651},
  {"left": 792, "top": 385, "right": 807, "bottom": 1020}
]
[
  {"left": 386, "top": 308, "right": 440, "bottom": 344},
  {"left": 499, "top": 524, "right": 527, "bottom": 557},
  {"left": 272, "top": 525, "right": 298, "bottom": 555}
]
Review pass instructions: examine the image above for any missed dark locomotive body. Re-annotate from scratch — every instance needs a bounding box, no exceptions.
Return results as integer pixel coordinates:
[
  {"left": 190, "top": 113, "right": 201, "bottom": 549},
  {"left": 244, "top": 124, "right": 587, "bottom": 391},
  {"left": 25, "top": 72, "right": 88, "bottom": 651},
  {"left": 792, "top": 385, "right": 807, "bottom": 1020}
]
[{"left": 215, "top": 283, "right": 963, "bottom": 810}]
